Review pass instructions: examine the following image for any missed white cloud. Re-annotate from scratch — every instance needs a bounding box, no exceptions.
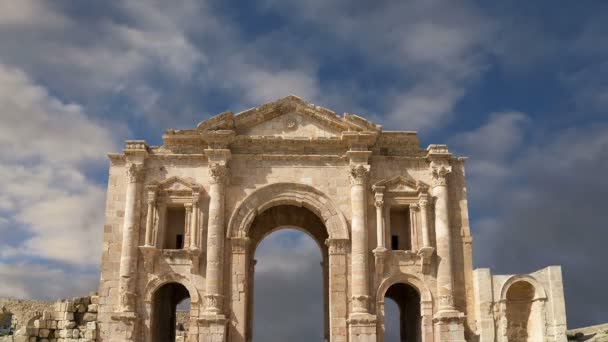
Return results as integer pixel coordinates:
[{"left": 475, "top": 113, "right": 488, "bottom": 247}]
[
  {"left": 260, "top": 0, "right": 494, "bottom": 131},
  {"left": 0, "top": 0, "right": 67, "bottom": 28},
  {"left": 0, "top": 62, "right": 119, "bottom": 266}
]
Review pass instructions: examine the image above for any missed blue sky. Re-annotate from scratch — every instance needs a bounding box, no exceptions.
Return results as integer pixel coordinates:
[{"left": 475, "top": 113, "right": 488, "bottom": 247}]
[{"left": 0, "top": 0, "right": 607, "bottom": 336}]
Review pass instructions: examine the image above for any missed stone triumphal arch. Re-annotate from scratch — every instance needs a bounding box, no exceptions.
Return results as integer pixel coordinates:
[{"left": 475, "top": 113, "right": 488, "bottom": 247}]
[{"left": 96, "top": 96, "right": 568, "bottom": 341}]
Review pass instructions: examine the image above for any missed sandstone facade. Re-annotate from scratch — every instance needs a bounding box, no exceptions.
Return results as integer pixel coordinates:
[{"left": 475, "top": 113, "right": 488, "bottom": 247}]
[{"left": 93, "top": 95, "right": 569, "bottom": 341}]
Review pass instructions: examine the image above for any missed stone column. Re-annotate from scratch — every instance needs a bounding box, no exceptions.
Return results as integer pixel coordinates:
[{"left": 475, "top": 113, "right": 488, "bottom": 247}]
[
  {"left": 144, "top": 188, "right": 156, "bottom": 247},
  {"left": 118, "top": 162, "right": 144, "bottom": 312},
  {"left": 349, "top": 164, "right": 371, "bottom": 314},
  {"left": 204, "top": 162, "right": 228, "bottom": 314},
  {"left": 184, "top": 203, "right": 192, "bottom": 248},
  {"left": 190, "top": 198, "right": 199, "bottom": 250},
  {"left": 373, "top": 189, "right": 385, "bottom": 251},
  {"left": 372, "top": 188, "right": 388, "bottom": 285},
  {"left": 348, "top": 164, "right": 376, "bottom": 342},
  {"left": 432, "top": 164, "right": 456, "bottom": 312},
  {"left": 418, "top": 193, "right": 431, "bottom": 249},
  {"left": 409, "top": 204, "right": 419, "bottom": 250},
  {"left": 429, "top": 155, "right": 465, "bottom": 341}
]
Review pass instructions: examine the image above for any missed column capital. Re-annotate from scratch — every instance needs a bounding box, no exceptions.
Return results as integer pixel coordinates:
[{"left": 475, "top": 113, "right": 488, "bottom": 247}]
[
  {"left": 209, "top": 163, "right": 228, "bottom": 184},
  {"left": 146, "top": 191, "right": 156, "bottom": 205},
  {"left": 374, "top": 191, "right": 384, "bottom": 208},
  {"left": 348, "top": 164, "right": 370, "bottom": 186},
  {"left": 126, "top": 163, "right": 145, "bottom": 183},
  {"left": 431, "top": 164, "right": 451, "bottom": 187},
  {"left": 184, "top": 202, "right": 193, "bottom": 211}
]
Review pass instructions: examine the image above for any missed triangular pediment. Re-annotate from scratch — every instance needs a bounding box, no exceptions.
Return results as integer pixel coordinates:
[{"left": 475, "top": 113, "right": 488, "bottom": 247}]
[
  {"left": 151, "top": 177, "right": 199, "bottom": 193},
  {"left": 374, "top": 175, "right": 427, "bottom": 193},
  {"left": 195, "top": 96, "right": 381, "bottom": 138}
]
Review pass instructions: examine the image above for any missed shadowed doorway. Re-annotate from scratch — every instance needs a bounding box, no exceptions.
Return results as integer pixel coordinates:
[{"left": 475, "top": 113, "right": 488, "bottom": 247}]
[
  {"left": 383, "top": 283, "right": 421, "bottom": 342},
  {"left": 151, "top": 282, "right": 191, "bottom": 342}
]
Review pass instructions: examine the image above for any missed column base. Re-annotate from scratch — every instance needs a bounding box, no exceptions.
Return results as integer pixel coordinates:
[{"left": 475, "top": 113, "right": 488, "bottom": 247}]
[
  {"left": 110, "top": 311, "right": 139, "bottom": 341},
  {"left": 348, "top": 313, "right": 377, "bottom": 342},
  {"left": 197, "top": 314, "right": 228, "bottom": 342},
  {"left": 433, "top": 310, "right": 466, "bottom": 342}
]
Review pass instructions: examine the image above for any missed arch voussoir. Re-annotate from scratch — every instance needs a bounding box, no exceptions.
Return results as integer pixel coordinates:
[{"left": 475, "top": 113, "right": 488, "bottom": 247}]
[{"left": 227, "top": 182, "right": 349, "bottom": 240}]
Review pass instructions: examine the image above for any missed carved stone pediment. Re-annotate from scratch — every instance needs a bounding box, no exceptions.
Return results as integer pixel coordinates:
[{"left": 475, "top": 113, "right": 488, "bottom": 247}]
[
  {"left": 195, "top": 95, "right": 380, "bottom": 139},
  {"left": 373, "top": 175, "right": 427, "bottom": 194},
  {"left": 148, "top": 177, "right": 203, "bottom": 199},
  {"left": 158, "top": 177, "right": 195, "bottom": 191}
]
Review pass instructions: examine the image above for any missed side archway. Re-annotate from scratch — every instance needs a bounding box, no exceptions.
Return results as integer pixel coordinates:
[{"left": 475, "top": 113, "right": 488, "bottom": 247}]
[
  {"left": 499, "top": 275, "right": 547, "bottom": 342},
  {"left": 377, "top": 273, "right": 434, "bottom": 342},
  {"left": 144, "top": 273, "right": 200, "bottom": 342}
]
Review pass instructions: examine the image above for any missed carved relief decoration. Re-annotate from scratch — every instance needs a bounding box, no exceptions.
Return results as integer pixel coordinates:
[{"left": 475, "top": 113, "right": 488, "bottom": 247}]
[
  {"left": 349, "top": 164, "right": 369, "bottom": 185},
  {"left": 126, "top": 163, "right": 145, "bottom": 183}
]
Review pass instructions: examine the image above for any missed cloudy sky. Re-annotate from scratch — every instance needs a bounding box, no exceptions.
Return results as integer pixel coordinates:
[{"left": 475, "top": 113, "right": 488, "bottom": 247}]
[{"left": 0, "top": 0, "right": 607, "bottom": 339}]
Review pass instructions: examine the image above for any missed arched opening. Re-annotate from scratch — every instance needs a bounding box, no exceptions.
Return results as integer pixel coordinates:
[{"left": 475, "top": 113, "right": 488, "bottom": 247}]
[
  {"left": 247, "top": 205, "right": 329, "bottom": 342},
  {"left": 383, "top": 283, "right": 421, "bottom": 342},
  {"left": 152, "top": 283, "right": 191, "bottom": 342},
  {"left": 505, "top": 281, "right": 540, "bottom": 342},
  {"left": 0, "top": 311, "right": 14, "bottom": 336}
]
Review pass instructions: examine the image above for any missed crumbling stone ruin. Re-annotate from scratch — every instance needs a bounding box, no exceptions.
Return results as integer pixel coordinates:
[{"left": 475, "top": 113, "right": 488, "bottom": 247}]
[
  {"left": 1, "top": 96, "right": 604, "bottom": 341},
  {"left": 0, "top": 295, "right": 98, "bottom": 342}
]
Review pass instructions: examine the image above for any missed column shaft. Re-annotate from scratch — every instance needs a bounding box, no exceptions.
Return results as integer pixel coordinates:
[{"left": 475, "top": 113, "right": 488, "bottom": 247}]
[
  {"left": 419, "top": 194, "right": 430, "bottom": 248},
  {"left": 373, "top": 191, "right": 385, "bottom": 250},
  {"left": 144, "top": 194, "right": 155, "bottom": 247},
  {"left": 190, "top": 201, "right": 199, "bottom": 249},
  {"left": 204, "top": 163, "right": 227, "bottom": 313},
  {"left": 433, "top": 166, "right": 456, "bottom": 312},
  {"left": 118, "top": 163, "right": 143, "bottom": 312},
  {"left": 349, "top": 165, "right": 370, "bottom": 313}
]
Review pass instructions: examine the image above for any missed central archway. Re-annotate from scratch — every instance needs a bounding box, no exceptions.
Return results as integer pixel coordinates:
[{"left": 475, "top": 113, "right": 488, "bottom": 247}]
[
  {"left": 252, "top": 227, "right": 326, "bottom": 340},
  {"left": 227, "top": 183, "right": 350, "bottom": 342}
]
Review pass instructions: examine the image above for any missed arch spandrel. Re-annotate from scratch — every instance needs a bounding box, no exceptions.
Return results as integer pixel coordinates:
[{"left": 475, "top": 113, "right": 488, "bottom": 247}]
[{"left": 227, "top": 182, "right": 350, "bottom": 240}]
